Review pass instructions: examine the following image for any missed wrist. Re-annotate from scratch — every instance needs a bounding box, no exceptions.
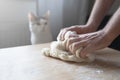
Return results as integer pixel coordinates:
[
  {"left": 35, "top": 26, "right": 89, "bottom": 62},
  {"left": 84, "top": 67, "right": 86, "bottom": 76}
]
[
  {"left": 86, "top": 19, "right": 99, "bottom": 31},
  {"left": 102, "top": 28, "right": 117, "bottom": 43},
  {"left": 83, "top": 22, "right": 97, "bottom": 33}
]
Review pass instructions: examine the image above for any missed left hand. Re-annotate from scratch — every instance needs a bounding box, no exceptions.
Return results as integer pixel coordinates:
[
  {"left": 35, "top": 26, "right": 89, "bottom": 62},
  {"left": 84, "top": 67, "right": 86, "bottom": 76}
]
[{"left": 65, "top": 30, "right": 113, "bottom": 58}]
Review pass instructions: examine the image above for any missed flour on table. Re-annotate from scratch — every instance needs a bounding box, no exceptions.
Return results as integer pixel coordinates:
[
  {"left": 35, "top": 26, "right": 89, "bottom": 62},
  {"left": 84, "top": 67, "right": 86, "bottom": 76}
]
[{"left": 41, "top": 31, "right": 95, "bottom": 62}]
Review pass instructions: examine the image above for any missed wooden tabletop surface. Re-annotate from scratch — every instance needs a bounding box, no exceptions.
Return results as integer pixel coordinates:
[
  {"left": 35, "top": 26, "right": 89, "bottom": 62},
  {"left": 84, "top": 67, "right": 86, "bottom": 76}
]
[{"left": 0, "top": 43, "right": 120, "bottom": 80}]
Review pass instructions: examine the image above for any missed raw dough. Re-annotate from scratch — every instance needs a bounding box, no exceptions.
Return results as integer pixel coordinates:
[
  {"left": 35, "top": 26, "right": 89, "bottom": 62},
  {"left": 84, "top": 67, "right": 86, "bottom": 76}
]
[{"left": 41, "top": 31, "right": 95, "bottom": 62}]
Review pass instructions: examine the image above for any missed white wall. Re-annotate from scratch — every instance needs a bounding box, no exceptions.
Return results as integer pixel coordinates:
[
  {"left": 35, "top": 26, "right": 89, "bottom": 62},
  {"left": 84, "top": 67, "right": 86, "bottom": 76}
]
[
  {"left": 0, "top": 0, "right": 87, "bottom": 48},
  {"left": 38, "top": 0, "right": 64, "bottom": 40},
  {"left": 63, "top": 0, "right": 89, "bottom": 26},
  {"left": 0, "top": 0, "right": 36, "bottom": 48},
  {"left": 37, "top": 0, "right": 119, "bottom": 41},
  {"left": 38, "top": 0, "right": 88, "bottom": 40},
  {"left": 1, "top": 0, "right": 118, "bottom": 48}
]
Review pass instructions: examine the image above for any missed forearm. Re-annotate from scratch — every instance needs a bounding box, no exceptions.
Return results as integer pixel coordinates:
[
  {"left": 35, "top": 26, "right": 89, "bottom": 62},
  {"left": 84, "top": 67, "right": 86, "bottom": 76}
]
[
  {"left": 104, "top": 7, "right": 120, "bottom": 41},
  {"left": 87, "top": 0, "right": 114, "bottom": 31}
]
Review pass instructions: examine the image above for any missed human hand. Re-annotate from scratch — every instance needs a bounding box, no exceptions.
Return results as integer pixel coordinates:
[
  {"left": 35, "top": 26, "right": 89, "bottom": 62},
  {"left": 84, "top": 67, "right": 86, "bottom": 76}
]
[
  {"left": 66, "top": 30, "right": 113, "bottom": 58},
  {"left": 57, "top": 24, "right": 96, "bottom": 41}
]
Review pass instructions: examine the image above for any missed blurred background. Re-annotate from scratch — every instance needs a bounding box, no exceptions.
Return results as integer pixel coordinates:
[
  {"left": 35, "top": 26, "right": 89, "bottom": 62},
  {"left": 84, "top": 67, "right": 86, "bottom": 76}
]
[{"left": 0, "top": 0, "right": 119, "bottom": 49}]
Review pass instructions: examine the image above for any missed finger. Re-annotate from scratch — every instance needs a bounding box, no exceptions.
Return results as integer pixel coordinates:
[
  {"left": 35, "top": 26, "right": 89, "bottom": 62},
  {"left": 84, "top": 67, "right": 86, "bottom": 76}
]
[
  {"left": 57, "top": 29, "right": 68, "bottom": 41},
  {"left": 57, "top": 30, "right": 62, "bottom": 41},
  {"left": 67, "top": 34, "right": 78, "bottom": 39},
  {"left": 61, "top": 29, "right": 68, "bottom": 41},
  {"left": 62, "top": 39, "right": 67, "bottom": 50},
  {"left": 80, "top": 44, "right": 93, "bottom": 58},
  {"left": 69, "top": 42, "right": 82, "bottom": 55},
  {"left": 60, "top": 26, "right": 79, "bottom": 41},
  {"left": 70, "top": 40, "right": 88, "bottom": 54},
  {"left": 68, "top": 45, "right": 72, "bottom": 54},
  {"left": 57, "top": 26, "right": 79, "bottom": 41},
  {"left": 66, "top": 37, "right": 80, "bottom": 50},
  {"left": 68, "top": 44, "right": 80, "bottom": 55},
  {"left": 75, "top": 47, "right": 83, "bottom": 58}
]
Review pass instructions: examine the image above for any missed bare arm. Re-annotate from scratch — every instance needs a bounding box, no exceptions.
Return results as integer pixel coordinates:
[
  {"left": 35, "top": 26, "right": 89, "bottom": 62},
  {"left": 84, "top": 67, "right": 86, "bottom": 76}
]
[
  {"left": 87, "top": 0, "right": 115, "bottom": 31},
  {"left": 57, "top": 0, "right": 115, "bottom": 41},
  {"left": 104, "top": 7, "right": 120, "bottom": 41},
  {"left": 69, "top": 7, "right": 120, "bottom": 58}
]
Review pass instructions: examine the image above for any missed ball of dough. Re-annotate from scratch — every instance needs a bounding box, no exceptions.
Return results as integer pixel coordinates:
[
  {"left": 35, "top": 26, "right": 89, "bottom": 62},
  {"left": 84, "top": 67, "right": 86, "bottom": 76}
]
[{"left": 41, "top": 31, "right": 95, "bottom": 62}]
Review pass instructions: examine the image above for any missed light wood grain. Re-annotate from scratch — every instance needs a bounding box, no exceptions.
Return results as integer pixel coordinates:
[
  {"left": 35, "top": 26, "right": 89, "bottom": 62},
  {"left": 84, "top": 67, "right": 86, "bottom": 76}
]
[{"left": 0, "top": 43, "right": 120, "bottom": 80}]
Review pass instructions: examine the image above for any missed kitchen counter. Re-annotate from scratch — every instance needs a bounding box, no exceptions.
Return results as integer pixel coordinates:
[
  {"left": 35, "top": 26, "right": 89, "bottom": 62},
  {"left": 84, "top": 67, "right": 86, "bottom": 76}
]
[{"left": 0, "top": 43, "right": 120, "bottom": 80}]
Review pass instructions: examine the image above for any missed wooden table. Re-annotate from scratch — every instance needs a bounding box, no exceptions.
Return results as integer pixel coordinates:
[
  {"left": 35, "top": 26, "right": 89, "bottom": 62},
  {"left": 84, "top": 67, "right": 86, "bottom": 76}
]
[{"left": 0, "top": 43, "right": 120, "bottom": 80}]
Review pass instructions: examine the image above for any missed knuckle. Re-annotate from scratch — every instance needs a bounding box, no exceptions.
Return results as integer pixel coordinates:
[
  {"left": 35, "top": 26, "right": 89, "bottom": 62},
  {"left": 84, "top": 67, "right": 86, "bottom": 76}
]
[
  {"left": 60, "top": 28, "right": 66, "bottom": 32},
  {"left": 60, "top": 29, "right": 63, "bottom": 32},
  {"left": 68, "top": 38, "right": 74, "bottom": 44},
  {"left": 68, "top": 34, "right": 71, "bottom": 38},
  {"left": 80, "top": 40, "right": 87, "bottom": 46},
  {"left": 64, "top": 27, "right": 69, "bottom": 31},
  {"left": 74, "top": 25, "right": 79, "bottom": 28},
  {"left": 68, "top": 35, "right": 74, "bottom": 38},
  {"left": 72, "top": 43, "right": 78, "bottom": 49},
  {"left": 71, "top": 26, "right": 75, "bottom": 28}
]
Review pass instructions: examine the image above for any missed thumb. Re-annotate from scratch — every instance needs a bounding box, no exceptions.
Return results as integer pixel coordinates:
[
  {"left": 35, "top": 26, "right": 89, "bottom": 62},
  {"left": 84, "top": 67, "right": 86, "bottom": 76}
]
[{"left": 80, "top": 45, "right": 92, "bottom": 58}]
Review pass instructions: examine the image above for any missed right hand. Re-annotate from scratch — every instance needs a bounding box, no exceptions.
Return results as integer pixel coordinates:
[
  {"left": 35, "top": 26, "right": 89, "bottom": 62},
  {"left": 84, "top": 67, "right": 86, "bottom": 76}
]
[
  {"left": 66, "top": 29, "right": 113, "bottom": 58},
  {"left": 57, "top": 25, "right": 96, "bottom": 41}
]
